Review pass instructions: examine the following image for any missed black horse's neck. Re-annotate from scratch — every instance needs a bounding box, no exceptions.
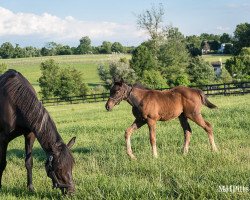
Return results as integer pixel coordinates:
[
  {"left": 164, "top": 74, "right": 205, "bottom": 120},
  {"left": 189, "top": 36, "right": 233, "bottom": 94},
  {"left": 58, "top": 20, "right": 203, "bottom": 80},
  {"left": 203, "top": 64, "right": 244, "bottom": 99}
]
[{"left": 32, "top": 108, "right": 63, "bottom": 154}]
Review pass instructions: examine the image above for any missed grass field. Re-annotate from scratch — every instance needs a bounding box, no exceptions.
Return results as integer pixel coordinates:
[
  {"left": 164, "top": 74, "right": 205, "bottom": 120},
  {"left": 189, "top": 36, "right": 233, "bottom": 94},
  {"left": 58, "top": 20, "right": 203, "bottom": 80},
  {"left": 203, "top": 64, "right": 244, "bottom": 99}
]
[{"left": 0, "top": 94, "right": 249, "bottom": 199}]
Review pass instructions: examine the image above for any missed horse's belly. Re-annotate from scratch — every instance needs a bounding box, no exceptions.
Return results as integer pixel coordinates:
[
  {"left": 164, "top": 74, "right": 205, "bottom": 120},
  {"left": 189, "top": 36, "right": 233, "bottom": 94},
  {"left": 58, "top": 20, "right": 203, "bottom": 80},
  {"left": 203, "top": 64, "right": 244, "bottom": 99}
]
[{"left": 159, "top": 108, "right": 182, "bottom": 121}]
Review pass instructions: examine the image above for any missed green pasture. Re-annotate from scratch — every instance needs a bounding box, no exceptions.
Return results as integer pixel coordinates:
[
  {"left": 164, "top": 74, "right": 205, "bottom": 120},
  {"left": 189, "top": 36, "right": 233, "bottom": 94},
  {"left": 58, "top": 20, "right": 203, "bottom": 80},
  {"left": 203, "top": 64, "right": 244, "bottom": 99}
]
[
  {"left": 202, "top": 54, "right": 231, "bottom": 64},
  {"left": 0, "top": 94, "right": 249, "bottom": 199}
]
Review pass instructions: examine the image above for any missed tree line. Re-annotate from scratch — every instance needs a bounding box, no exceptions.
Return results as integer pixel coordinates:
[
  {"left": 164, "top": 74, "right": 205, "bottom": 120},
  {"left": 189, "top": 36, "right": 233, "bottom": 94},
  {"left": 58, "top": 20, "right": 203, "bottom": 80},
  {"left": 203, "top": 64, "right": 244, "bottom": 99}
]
[{"left": 0, "top": 39, "right": 134, "bottom": 59}]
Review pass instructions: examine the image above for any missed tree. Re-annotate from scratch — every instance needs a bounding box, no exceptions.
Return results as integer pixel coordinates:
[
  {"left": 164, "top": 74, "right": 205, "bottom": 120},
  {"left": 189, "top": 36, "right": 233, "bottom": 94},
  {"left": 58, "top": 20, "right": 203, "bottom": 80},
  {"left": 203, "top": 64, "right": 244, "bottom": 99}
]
[
  {"left": 56, "top": 45, "right": 72, "bottom": 55},
  {"left": 0, "top": 42, "right": 15, "bottom": 58},
  {"left": 130, "top": 44, "right": 158, "bottom": 77},
  {"left": 98, "top": 58, "right": 137, "bottom": 87},
  {"left": 39, "top": 59, "right": 89, "bottom": 99},
  {"left": 99, "top": 41, "right": 112, "bottom": 54},
  {"left": 40, "top": 47, "right": 51, "bottom": 56},
  {"left": 208, "top": 40, "right": 221, "bottom": 52},
  {"left": 141, "top": 70, "right": 168, "bottom": 89},
  {"left": 24, "top": 46, "right": 41, "bottom": 57},
  {"left": 13, "top": 44, "right": 25, "bottom": 58},
  {"left": 225, "top": 47, "right": 250, "bottom": 80},
  {"left": 218, "top": 68, "right": 232, "bottom": 83},
  {"left": 233, "top": 23, "right": 250, "bottom": 54},
  {"left": 38, "top": 59, "right": 60, "bottom": 98},
  {"left": 137, "top": 3, "right": 165, "bottom": 40},
  {"left": 54, "top": 68, "right": 89, "bottom": 99},
  {"left": 187, "top": 57, "right": 215, "bottom": 85},
  {"left": 111, "top": 42, "right": 124, "bottom": 53},
  {"left": 186, "top": 35, "right": 202, "bottom": 57},
  {"left": 158, "top": 27, "right": 190, "bottom": 86},
  {"left": 77, "top": 36, "right": 92, "bottom": 54},
  {"left": 220, "top": 33, "right": 231, "bottom": 43}
]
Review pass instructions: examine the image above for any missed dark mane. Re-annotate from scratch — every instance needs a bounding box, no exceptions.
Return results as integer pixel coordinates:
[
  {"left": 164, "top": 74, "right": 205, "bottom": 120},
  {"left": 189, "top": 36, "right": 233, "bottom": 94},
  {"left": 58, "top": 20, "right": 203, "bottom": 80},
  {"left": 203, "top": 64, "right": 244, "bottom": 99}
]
[{"left": 0, "top": 69, "right": 62, "bottom": 150}]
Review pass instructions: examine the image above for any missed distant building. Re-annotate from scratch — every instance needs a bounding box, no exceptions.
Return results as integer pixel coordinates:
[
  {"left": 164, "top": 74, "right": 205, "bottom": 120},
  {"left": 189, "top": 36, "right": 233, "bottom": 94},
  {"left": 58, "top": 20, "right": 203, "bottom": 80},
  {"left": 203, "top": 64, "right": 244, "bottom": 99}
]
[
  {"left": 211, "top": 59, "right": 222, "bottom": 76},
  {"left": 218, "top": 43, "right": 225, "bottom": 53},
  {"left": 202, "top": 41, "right": 210, "bottom": 54}
]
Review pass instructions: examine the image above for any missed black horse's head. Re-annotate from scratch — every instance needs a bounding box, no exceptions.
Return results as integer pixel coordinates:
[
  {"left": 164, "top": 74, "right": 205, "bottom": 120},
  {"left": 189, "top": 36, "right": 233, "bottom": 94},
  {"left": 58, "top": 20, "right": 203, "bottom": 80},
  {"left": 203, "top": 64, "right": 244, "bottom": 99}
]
[
  {"left": 45, "top": 137, "right": 76, "bottom": 195},
  {"left": 105, "top": 79, "right": 131, "bottom": 111}
]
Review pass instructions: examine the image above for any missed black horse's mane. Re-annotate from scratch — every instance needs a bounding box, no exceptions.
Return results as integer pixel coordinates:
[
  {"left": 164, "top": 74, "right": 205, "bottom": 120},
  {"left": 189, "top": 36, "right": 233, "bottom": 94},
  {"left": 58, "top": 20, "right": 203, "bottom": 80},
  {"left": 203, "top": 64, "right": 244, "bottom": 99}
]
[{"left": 0, "top": 70, "right": 74, "bottom": 165}]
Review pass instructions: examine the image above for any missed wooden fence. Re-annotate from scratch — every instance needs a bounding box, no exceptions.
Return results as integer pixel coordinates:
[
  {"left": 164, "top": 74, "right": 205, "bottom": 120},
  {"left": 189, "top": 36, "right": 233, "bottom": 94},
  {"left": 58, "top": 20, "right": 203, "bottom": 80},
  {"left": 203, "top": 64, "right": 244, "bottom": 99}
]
[{"left": 41, "top": 81, "right": 250, "bottom": 106}]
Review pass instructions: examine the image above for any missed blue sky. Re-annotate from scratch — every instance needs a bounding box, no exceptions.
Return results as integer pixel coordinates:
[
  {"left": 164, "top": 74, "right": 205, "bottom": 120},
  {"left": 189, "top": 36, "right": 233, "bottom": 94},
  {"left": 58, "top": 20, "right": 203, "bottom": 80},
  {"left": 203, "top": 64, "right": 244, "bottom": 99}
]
[{"left": 0, "top": 0, "right": 249, "bottom": 47}]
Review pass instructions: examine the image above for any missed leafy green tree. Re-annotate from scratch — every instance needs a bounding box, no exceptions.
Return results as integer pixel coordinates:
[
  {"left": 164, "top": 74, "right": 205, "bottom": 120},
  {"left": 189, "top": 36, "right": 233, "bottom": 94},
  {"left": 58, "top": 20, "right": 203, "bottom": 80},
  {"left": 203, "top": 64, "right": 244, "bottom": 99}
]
[
  {"left": 54, "top": 68, "right": 89, "bottom": 99},
  {"left": 39, "top": 59, "right": 89, "bottom": 99},
  {"left": 225, "top": 47, "right": 250, "bottom": 80},
  {"left": 186, "top": 35, "right": 202, "bottom": 56},
  {"left": 0, "top": 63, "right": 7, "bottom": 74},
  {"left": 56, "top": 45, "right": 72, "bottom": 55},
  {"left": 111, "top": 42, "right": 124, "bottom": 53},
  {"left": 24, "top": 46, "right": 41, "bottom": 57},
  {"left": 220, "top": 33, "right": 231, "bottom": 43},
  {"left": 98, "top": 59, "right": 137, "bottom": 87},
  {"left": 38, "top": 59, "right": 60, "bottom": 98},
  {"left": 99, "top": 41, "right": 112, "bottom": 54},
  {"left": 77, "top": 36, "right": 92, "bottom": 54},
  {"left": 130, "top": 44, "right": 158, "bottom": 77},
  {"left": 200, "top": 33, "right": 220, "bottom": 41},
  {"left": 0, "top": 42, "right": 15, "bottom": 58},
  {"left": 223, "top": 43, "right": 234, "bottom": 54},
  {"left": 233, "top": 23, "right": 250, "bottom": 54},
  {"left": 141, "top": 70, "right": 168, "bottom": 89},
  {"left": 218, "top": 68, "right": 232, "bottom": 83},
  {"left": 40, "top": 47, "right": 51, "bottom": 56},
  {"left": 158, "top": 27, "right": 190, "bottom": 86},
  {"left": 187, "top": 57, "right": 215, "bottom": 85},
  {"left": 13, "top": 44, "right": 25, "bottom": 58},
  {"left": 208, "top": 40, "right": 221, "bottom": 52}
]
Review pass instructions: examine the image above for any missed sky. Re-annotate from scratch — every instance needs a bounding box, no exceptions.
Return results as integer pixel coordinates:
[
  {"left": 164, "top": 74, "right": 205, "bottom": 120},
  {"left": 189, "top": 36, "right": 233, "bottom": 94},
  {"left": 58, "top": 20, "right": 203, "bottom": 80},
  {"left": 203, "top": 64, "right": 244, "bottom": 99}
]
[{"left": 0, "top": 0, "right": 249, "bottom": 47}]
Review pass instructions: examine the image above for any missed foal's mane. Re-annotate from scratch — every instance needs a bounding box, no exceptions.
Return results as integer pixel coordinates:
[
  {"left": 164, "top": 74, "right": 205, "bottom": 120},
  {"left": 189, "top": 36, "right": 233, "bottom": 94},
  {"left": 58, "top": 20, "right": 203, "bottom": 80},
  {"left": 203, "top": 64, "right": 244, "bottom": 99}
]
[
  {"left": 131, "top": 82, "right": 151, "bottom": 90},
  {"left": 0, "top": 70, "right": 74, "bottom": 163}
]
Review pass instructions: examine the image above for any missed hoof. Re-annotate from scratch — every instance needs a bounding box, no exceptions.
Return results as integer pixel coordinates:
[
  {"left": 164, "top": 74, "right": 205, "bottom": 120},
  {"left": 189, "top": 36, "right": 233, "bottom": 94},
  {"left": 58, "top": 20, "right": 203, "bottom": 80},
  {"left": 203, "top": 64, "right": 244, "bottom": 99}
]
[
  {"left": 28, "top": 185, "right": 35, "bottom": 192},
  {"left": 128, "top": 154, "right": 137, "bottom": 160}
]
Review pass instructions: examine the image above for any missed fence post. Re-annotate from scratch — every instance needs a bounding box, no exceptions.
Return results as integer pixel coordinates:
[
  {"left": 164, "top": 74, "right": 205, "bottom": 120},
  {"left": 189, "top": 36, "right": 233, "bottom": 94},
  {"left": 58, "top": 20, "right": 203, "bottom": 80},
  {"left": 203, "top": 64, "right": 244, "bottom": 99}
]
[{"left": 223, "top": 83, "right": 226, "bottom": 96}]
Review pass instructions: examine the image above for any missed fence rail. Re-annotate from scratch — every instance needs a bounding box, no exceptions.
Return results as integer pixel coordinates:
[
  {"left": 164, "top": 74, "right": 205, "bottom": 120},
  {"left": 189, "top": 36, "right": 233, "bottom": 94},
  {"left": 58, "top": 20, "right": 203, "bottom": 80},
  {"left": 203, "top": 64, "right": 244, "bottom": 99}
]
[{"left": 41, "top": 81, "right": 250, "bottom": 106}]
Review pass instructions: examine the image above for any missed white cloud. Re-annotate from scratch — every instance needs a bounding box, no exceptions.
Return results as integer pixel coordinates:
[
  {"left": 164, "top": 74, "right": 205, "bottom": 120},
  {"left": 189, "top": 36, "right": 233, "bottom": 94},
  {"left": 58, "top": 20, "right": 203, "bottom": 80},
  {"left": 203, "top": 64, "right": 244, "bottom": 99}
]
[
  {"left": 0, "top": 7, "right": 147, "bottom": 45},
  {"left": 216, "top": 26, "right": 231, "bottom": 31}
]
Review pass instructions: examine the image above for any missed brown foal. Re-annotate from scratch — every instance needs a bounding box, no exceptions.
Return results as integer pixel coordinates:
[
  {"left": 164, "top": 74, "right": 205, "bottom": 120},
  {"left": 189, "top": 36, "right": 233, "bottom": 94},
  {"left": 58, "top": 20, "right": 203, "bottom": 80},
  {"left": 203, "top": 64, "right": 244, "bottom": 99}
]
[{"left": 105, "top": 80, "right": 218, "bottom": 159}]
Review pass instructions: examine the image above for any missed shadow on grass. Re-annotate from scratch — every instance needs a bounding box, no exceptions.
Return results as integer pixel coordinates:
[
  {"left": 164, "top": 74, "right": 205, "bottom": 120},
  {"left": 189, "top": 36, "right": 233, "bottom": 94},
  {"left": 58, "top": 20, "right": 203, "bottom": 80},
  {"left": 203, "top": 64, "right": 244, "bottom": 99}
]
[
  {"left": 7, "top": 147, "right": 46, "bottom": 161},
  {"left": 72, "top": 147, "right": 92, "bottom": 154}
]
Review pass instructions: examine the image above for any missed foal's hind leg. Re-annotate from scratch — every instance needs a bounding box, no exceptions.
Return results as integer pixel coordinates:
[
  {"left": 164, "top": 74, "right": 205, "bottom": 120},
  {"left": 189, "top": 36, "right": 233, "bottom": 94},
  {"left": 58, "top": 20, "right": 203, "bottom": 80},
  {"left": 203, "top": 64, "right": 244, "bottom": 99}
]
[
  {"left": 125, "top": 119, "right": 146, "bottom": 159},
  {"left": 24, "top": 132, "right": 36, "bottom": 192},
  {"left": 189, "top": 114, "right": 217, "bottom": 151},
  {"left": 179, "top": 113, "right": 192, "bottom": 154},
  {"left": 147, "top": 119, "right": 158, "bottom": 158}
]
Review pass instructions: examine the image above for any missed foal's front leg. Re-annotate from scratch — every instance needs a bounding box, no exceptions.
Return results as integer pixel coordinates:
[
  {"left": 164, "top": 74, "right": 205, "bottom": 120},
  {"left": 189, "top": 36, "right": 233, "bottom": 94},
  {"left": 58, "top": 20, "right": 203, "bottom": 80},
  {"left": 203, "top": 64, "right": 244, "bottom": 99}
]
[
  {"left": 125, "top": 119, "right": 145, "bottom": 159},
  {"left": 147, "top": 119, "right": 158, "bottom": 158},
  {"left": 24, "top": 132, "right": 36, "bottom": 192}
]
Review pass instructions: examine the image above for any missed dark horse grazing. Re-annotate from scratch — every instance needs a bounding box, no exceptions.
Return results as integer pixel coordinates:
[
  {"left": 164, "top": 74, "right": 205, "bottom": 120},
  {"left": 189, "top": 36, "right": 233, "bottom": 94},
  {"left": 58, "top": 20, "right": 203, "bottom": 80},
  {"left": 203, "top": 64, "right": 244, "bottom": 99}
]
[
  {"left": 0, "top": 70, "right": 76, "bottom": 194},
  {"left": 105, "top": 79, "right": 218, "bottom": 159}
]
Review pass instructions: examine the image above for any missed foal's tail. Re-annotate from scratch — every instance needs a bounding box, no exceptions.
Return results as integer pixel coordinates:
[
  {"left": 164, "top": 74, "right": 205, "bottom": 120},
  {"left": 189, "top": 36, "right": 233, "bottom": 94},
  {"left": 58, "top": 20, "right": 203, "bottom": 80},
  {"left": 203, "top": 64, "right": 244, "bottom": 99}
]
[{"left": 197, "top": 89, "right": 217, "bottom": 109}]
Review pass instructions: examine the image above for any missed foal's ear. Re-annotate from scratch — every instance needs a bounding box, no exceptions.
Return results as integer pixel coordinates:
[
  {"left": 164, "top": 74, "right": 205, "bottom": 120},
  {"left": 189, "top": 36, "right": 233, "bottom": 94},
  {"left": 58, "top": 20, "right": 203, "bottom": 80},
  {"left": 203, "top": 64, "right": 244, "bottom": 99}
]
[{"left": 67, "top": 137, "right": 76, "bottom": 149}]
